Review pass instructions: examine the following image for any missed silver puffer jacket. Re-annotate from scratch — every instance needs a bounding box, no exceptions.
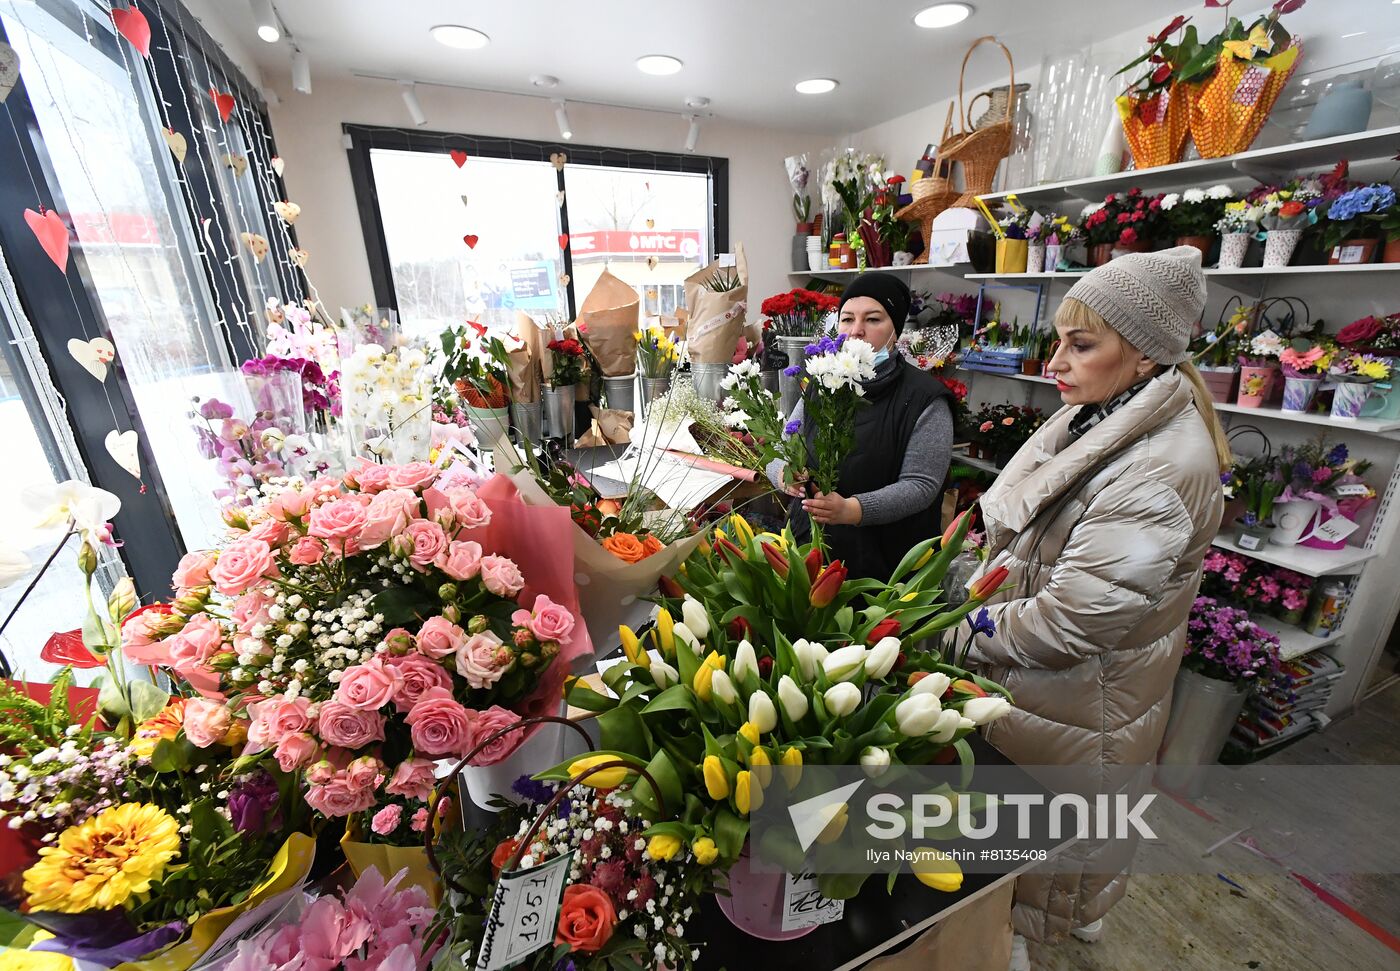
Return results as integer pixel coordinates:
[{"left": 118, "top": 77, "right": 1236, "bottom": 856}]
[{"left": 966, "top": 369, "right": 1224, "bottom": 942}]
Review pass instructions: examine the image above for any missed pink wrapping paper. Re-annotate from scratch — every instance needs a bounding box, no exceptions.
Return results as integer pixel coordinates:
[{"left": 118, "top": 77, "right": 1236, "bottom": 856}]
[{"left": 664, "top": 449, "right": 759, "bottom": 482}]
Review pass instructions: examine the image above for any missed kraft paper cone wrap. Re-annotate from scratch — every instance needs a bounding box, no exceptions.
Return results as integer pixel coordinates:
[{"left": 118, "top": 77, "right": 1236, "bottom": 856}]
[
  {"left": 508, "top": 310, "right": 543, "bottom": 403},
  {"left": 684, "top": 244, "right": 748, "bottom": 364},
  {"left": 577, "top": 269, "right": 641, "bottom": 377}
]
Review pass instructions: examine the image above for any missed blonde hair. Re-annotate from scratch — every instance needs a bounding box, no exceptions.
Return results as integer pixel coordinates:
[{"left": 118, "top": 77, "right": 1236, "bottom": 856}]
[{"left": 1055, "top": 298, "right": 1233, "bottom": 471}]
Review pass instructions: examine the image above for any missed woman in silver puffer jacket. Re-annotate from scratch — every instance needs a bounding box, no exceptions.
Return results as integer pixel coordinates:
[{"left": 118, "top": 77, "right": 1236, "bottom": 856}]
[{"left": 965, "top": 247, "right": 1232, "bottom": 959}]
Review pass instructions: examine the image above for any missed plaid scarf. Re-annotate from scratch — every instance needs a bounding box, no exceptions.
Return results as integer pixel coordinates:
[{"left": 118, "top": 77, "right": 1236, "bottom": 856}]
[{"left": 1067, "top": 378, "right": 1151, "bottom": 442}]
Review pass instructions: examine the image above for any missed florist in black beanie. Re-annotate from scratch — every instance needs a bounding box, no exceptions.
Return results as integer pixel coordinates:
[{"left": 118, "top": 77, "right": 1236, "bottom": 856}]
[{"left": 765, "top": 270, "right": 954, "bottom": 581}]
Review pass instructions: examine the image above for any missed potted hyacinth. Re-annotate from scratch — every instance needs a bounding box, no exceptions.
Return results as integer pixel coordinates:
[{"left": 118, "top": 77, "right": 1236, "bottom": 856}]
[
  {"left": 1272, "top": 439, "right": 1374, "bottom": 548},
  {"left": 1157, "top": 596, "right": 1281, "bottom": 794},
  {"left": 1321, "top": 183, "right": 1397, "bottom": 264},
  {"left": 1236, "top": 329, "right": 1286, "bottom": 407},
  {"left": 1223, "top": 454, "right": 1285, "bottom": 551},
  {"left": 1161, "top": 184, "right": 1234, "bottom": 263}
]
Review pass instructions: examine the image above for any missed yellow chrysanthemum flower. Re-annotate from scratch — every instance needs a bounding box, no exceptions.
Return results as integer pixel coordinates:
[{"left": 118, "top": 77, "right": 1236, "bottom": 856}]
[{"left": 24, "top": 804, "right": 180, "bottom": 913}]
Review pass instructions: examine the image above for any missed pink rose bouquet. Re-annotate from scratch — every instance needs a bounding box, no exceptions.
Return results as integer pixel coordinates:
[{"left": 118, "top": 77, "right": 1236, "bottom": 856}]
[{"left": 125, "top": 462, "right": 585, "bottom": 844}]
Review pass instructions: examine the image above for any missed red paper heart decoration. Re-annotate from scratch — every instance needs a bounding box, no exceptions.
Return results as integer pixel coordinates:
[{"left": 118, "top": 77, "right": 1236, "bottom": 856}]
[
  {"left": 24, "top": 208, "right": 69, "bottom": 271},
  {"left": 558, "top": 234, "right": 570, "bottom": 250},
  {"left": 450, "top": 149, "right": 468, "bottom": 168},
  {"left": 40, "top": 629, "right": 104, "bottom": 669},
  {"left": 209, "top": 87, "right": 235, "bottom": 123},
  {"left": 111, "top": 6, "right": 152, "bottom": 58},
  {"left": 463, "top": 234, "right": 479, "bottom": 249}
]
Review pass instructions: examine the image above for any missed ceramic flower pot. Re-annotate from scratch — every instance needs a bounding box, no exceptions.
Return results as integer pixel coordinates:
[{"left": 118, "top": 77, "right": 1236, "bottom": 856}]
[
  {"left": 1263, "top": 229, "right": 1303, "bottom": 268},
  {"left": 1328, "top": 237, "right": 1381, "bottom": 265},
  {"left": 1155, "top": 668, "right": 1248, "bottom": 797},
  {"left": 1280, "top": 374, "right": 1321, "bottom": 413},
  {"left": 1331, "top": 378, "right": 1380, "bottom": 420},
  {"left": 1020, "top": 358, "right": 1043, "bottom": 377},
  {"left": 715, "top": 845, "right": 823, "bottom": 941},
  {"left": 1270, "top": 499, "right": 1321, "bottom": 546},
  {"left": 1026, "top": 244, "right": 1046, "bottom": 273},
  {"left": 1090, "top": 242, "right": 1114, "bottom": 266},
  {"left": 1235, "top": 517, "right": 1273, "bottom": 551},
  {"left": 1218, "top": 232, "right": 1251, "bottom": 269},
  {"left": 1384, "top": 238, "right": 1400, "bottom": 264},
  {"left": 1176, "top": 235, "right": 1213, "bottom": 264},
  {"left": 1235, "top": 365, "right": 1276, "bottom": 407},
  {"left": 466, "top": 405, "right": 511, "bottom": 450}
]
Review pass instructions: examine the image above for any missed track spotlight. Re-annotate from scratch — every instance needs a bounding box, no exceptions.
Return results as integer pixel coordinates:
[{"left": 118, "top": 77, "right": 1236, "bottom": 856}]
[
  {"left": 290, "top": 46, "right": 311, "bottom": 94},
  {"left": 401, "top": 81, "right": 427, "bottom": 127},
  {"left": 684, "top": 115, "right": 700, "bottom": 153},
  {"left": 553, "top": 100, "right": 573, "bottom": 140},
  {"left": 251, "top": 0, "right": 280, "bottom": 43}
]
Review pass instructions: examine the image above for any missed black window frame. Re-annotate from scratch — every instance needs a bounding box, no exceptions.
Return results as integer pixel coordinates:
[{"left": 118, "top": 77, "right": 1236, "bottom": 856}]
[{"left": 343, "top": 123, "right": 729, "bottom": 320}]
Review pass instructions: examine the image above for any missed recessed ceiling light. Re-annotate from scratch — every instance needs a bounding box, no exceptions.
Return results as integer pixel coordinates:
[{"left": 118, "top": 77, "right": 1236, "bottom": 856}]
[
  {"left": 430, "top": 25, "right": 490, "bottom": 50},
  {"left": 636, "top": 54, "right": 683, "bottom": 76},
  {"left": 913, "top": 3, "right": 973, "bottom": 29},
  {"left": 795, "top": 78, "right": 838, "bottom": 95},
  {"left": 531, "top": 74, "right": 560, "bottom": 88}
]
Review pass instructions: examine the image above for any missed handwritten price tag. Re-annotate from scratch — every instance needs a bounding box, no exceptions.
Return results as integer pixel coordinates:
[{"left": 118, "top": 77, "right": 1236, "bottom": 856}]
[
  {"left": 1309, "top": 515, "right": 1359, "bottom": 545},
  {"left": 781, "top": 871, "right": 845, "bottom": 932},
  {"left": 475, "top": 851, "right": 574, "bottom": 971}
]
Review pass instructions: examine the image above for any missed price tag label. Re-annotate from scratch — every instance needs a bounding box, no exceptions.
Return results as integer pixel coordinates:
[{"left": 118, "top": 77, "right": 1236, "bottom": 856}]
[
  {"left": 1335, "top": 484, "right": 1371, "bottom": 498},
  {"left": 1237, "top": 531, "right": 1265, "bottom": 551},
  {"left": 781, "top": 871, "right": 845, "bottom": 932},
  {"left": 1308, "top": 515, "right": 1359, "bottom": 545},
  {"left": 1337, "top": 244, "right": 1368, "bottom": 264},
  {"left": 475, "top": 851, "right": 574, "bottom": 971},
  {"left": 718, "top": 252, "right": 737, "bottom": 267}
]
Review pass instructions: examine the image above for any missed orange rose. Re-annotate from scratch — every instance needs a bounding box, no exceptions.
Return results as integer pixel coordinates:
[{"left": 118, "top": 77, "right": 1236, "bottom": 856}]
[
  {"left": 641, "top": 534, "right": 664, "bottom": 557},
  {"left": 555, "top": 883, "right": 617, "bottom": 953},
  {"left": 490, "top": 837, "right": 520, "bottom": 877},
  {"left": 139, "top": 698, "right": 187, "bottom": 738},
  {"left": 601, "top": 532, "right": 647, "bottom": 564}
]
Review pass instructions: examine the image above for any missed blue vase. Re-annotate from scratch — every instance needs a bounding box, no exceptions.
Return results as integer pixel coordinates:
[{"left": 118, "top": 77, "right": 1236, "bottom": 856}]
[{"left": 1303, "top": 80, "right": 1372, "bottom": 140}]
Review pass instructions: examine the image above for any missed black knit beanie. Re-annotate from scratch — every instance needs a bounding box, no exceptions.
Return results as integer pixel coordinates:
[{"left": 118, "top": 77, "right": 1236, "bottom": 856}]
[{"left": 839, "top": 271, "right": 912, "bottom": 336}]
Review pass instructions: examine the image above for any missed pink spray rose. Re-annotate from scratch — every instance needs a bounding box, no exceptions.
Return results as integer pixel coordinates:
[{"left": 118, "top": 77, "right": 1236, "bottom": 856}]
[
  {"left": 247, "top": 518, "right": 292, "bottom": 548},
  {"left": 182, "top": 697, "right": 233, "bottom": 748},
  {"left": 512, "top": 594, "right": 576, "bottom": 646},
  {"left": 404, "top": 686, "right": 475, "bottom": 756},
  {"left": 386, "top": 652, "right": 453, "bottom": 712},
  {"left": 455, "top": 631, "right": 511, "bottom": 690},
  {"left": 164, "top": 613, "right": 226, "bottom": 671},
  {"left": 334, "top": 656, "right": 402, "bottom": 711},
  {"left": 119, "top": 608, "right": 164, "bottom": 651},
  {"left": 371, "top": 803, "right": 403, "bottom": 836},
  {"left": 479, "top": 555, "right": 525, "bottom": 598},
  {"left": 267, "top": 486, "right": 312, "bottom": 521},
  {"left": 305, "top": 776, "right": 377, "bottom": 817},
  {"left": 402, "top": 520, "right": 448, "bottom": 570},
  {"left": 446, "top": 488, "right": 492, "bottom": 529},
  {"left": 416, "top": 616, "right": 468, "bottom": 659},
  {"left": 308, "top": 496, "right": 369, "bottom": 541},
  {"left": 357, "top": 488, "right": 420, "bottom": 550},
  {"left": 210, "top": 537, "right": 277, "bottom": 595},
  {"left": 345, "top": 755, "right": 386, "bottom": 791},
  {"left": 467, "top": 706, "right": 524, "bottom": 766},
  {"left": 435, "top": 540, "right": 483, "bottom": 582},
  {"left": 382, "top": 627, "right": 416, "bottom": 655},
  {"left": 385, "top": 758, "right": 438, "bottom": 801},
  {"left": 273, "top": 732, "right": 321, "bottom": 772},
  {"left": 172, "top": 550, "right": 216, "bottom": 591},
  {"left": 287, "top": 536, "right": 325, "bottom": 566},
  {"left": 231, "top": 590, "right": 274, "bottom": 632},
  {"left": 386, "top": 461, "right": 439, "bottom": 492},
  {"left": 317, "top": 701, "right": 387, "bottom": 749},
  {"left": 346, "top": 459, "right": 392, "bottom": 494},
  {"left": 246, "top": 695, "right": 314, "bottom": 752}
]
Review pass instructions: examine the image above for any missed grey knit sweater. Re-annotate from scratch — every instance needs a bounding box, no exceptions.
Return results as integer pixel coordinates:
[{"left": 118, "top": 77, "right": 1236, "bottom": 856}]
[{"left": 765, "top": 396, "right": 954, "bottom": 526}]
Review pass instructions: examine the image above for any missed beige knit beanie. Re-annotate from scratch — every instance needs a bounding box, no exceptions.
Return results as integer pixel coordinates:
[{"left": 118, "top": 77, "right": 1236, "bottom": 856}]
[{"left": 1062, "top": 246, "right": 1206, "bottom": 365}]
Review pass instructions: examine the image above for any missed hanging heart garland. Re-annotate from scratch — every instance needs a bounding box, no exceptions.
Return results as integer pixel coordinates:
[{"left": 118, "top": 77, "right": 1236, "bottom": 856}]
[
  {"left": 274, "top": 200, "right": 301, "bottom": 224},
  {"left": 460, "top": 194, "right": 469, "bottom": 207},
  {"left": 222, "top": 154, "right": 247, "bottom": 178},
  {"left": 556, "top": 190, "right": 565, "bottom": 207},
  {"left": 558, "top": 234, "right": 570, "bottom": 250},
  {"left": 646, "top": 218, "right": 655, "bottom": 229},
  {"left": 24, "top": 208, "right": 69, "bottom": 271},
  {"left": 647, "top": 256, "right": 659, "bottom": 270},
  {"left": 550, "top": 152, "right": 567, "bottom": 170},
  {"left": 450, "top": 149, "right": 469, "bottom": 168},
  {"left": 289, "top": 248, "right": 310, "bottom": 267},
  {"left": 162, "top": 128, "right": 187, "bottom": 163},
  {"left": 558, "top": 272, "right": 570, "bottom": 287},
  {"left": 0, "top": 42, "right": 19, "bottom": 104},
  {"left": 240, "top": 232, "right": 269, "bottom": 262},
  {"left": 463, "top": 234, "right": 480, "bottom": 249},
  {"left": 66, "top": 337, "right": 116, "bottom": 381},
  {"left": 111, "top": 6, "right": 152, "bottom": 58},
  {"left": 271, "top": 156, "right": 285, "bottom": 177},
  {"left": 104, "top": 429, "right": 141, "bottom": 480},
  {"left": 209, "top": 87, "right": 235, "bottom": 123}
]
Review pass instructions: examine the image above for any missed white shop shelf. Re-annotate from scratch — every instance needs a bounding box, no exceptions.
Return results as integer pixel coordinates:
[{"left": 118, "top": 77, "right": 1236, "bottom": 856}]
[
  {"left": 951, "top": 447, "right": 1001, "bottom": 475},
  {"left": 1213, "top": 401, "right": 1400, "bottom": 435},
  {"left": 978, "top": 124, "right": 1400, "bottom": 204},
  {"left": 787, "top": 264, "right": 962, "bottom": 281},
  {"left": 954, "top": 365, "right": 1057, "bottom": 386},
  {"left": 1210, "top": 533, "right": 1375, "bottom": 577},
  {"left": 967, "top": 264, "right": 1400, "bottom": 284},
  {"left": 1254, "top": 615, "right": 1346, "bottom": 663}
]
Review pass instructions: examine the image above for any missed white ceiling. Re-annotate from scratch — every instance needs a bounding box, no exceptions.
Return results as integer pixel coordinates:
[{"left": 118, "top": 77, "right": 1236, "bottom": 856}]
[{"left": 209, "top": 0, "right": 1187, "bottom": 134}]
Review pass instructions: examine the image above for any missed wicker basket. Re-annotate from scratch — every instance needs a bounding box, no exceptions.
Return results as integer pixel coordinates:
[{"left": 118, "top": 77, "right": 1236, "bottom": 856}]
[
  {"left": 1189, "top": 39, "right": 1302, "bottom": 159},
  {"left": 939, "top": 36, "right": 1016, "bottom": 208}
]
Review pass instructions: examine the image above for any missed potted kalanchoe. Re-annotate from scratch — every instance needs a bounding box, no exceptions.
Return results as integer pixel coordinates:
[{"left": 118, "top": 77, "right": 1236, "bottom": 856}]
[{"left": 1160, "top": 184, "right": 1234, "bottom": 261}]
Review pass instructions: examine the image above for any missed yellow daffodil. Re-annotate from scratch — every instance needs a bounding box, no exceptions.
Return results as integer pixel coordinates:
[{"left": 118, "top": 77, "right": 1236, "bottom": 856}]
[
  {"left": 620, "top": 624, "right": 649, "bottom": 668},
  {"left": 703, "top": 755, "right": 731, "bottom": 800},
  {"left": 568, "top": 755, "right": 631, "bottom": 789},
  {"left": 646, "top": 833, "right": 682, "bottom": 861},
  {"left": 24, "top": 804, "right": 180, "bottom": 913},
  {"left": 692, "top": 651, "right": 726, "bottom": 701},
  {"left": 735, "top": 769, "right": 762, "bottom": 815},
  {"left": 633, "top": 330, "right": 644, "bottom": 342},
  {"left": 911, "top": 847, "right": 964, "bottom": 892},
  {"left": 692, "top": 837, "right": 719, "bottom": 865},
  {"left": 738, "top": 721, "right": 760, "bottom": 747},
  {"left": 780, "top": 746, "right": 803, "bottom": 788}
]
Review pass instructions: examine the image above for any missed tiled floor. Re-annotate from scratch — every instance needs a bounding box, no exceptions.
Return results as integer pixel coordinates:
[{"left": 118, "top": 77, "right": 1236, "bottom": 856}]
[{"left": 1027, "top": 680, "right": 1400, "bottom": 971}]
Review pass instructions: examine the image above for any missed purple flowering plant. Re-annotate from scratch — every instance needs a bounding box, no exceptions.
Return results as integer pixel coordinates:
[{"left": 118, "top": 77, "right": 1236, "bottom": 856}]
[{"left": 1184, "top": 596, "right": 1282, "bottom": 686}]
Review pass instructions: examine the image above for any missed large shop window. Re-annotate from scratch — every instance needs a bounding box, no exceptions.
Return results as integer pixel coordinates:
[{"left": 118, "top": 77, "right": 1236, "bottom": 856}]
[{"left": 346, "top": 125, "right": 727, "bottom": 337}]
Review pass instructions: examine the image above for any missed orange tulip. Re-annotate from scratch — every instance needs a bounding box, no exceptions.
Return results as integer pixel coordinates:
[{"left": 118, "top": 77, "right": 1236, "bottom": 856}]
[
  {"left": 809, "top": 560, "right": 847, "bottom": 608},
  {"left": 968, "top": 565, "right": 1010, "bottom": 601},
  {"left": 804, "top": 549, "right": 823, "bottom": 584},
  {"left": 762, "top": 542, "right": 790, "bottom": 577}
]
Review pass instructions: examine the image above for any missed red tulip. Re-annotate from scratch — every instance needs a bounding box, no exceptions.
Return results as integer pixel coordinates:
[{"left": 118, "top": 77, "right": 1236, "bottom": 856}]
[
  {"left": 762, "top": 542, "right": 790, "bottom": 578},
  {"left": 968, "top": 565, "right": 1010, "bottom": 601},
  {"left": 809, "top": 561, "right": 847, "bottom": 608},
  {"left": 804, "top": 548, "right": 823, "bottom": 584},
  {"left": 658, "top": 575, "right": 684, "bottom": 600},
  {"left": 728, "top": 616, "right": 753, "bottom": 640},
  {"left": 866, "top": 617, "right": 901, "bottom": 644},
  {"left": 758, "top": 656, "right": 774, "bottom": 678},
  {"left": 941, "top": 509, "right": 972, "bottom": 547}
]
